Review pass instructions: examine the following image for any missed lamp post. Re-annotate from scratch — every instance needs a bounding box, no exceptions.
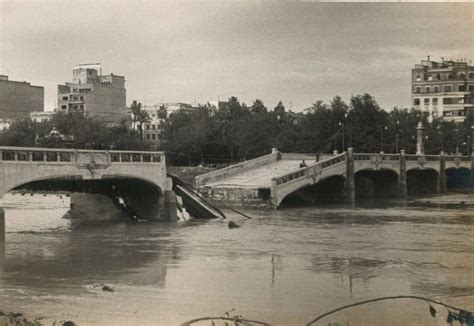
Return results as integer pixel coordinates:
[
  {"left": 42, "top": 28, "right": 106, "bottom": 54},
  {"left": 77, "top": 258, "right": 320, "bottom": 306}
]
[
  {"left": 338, "top": 113, "right": 348, "bottom": 152},
  {"left": 395, "top": 120, "right": 400, "bottom": 153},
  {"left": 380, "top": 125, "right": 388, "bottom": 153},
  {"left": 437, "top": 125, "right": 444, "bottom": 153}
]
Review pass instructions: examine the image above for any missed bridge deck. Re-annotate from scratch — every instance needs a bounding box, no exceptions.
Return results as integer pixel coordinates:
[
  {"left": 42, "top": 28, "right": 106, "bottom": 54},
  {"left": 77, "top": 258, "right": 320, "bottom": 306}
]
[{"left": 203, "top": 160, "right": 304, "bottom": 188}]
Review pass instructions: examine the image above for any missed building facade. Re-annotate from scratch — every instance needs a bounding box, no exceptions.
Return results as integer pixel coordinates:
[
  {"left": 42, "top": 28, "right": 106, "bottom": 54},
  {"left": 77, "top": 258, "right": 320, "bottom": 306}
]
[
  {"left": 30, "top": 110, "right": 56, "bottom": 123},
  {"left": 412, "top": 57, "right": 474, "bottom": 123},
  {"left": 0, "top": 75, "right": 44, "bottom": 119},
  {"left": 57, "top": 64, "right": 126, "bottom": 124},
  {"left": 132, "top": 103, "right": 196, "bottom": 147}
]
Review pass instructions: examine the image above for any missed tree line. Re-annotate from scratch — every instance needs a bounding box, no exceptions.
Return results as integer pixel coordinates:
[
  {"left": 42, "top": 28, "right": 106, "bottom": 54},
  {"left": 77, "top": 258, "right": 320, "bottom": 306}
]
[
  {"left": 0, "top": 93, "right": 472, "bottom": 166},
  {"left": 160, "top": 94, "right": 473, "bottom": 165}
]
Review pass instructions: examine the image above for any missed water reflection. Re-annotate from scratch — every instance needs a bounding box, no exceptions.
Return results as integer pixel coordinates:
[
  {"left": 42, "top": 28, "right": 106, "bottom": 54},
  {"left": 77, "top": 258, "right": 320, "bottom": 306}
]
[{"left": 0, "top": 194, "right": 473, "bottom": 325}]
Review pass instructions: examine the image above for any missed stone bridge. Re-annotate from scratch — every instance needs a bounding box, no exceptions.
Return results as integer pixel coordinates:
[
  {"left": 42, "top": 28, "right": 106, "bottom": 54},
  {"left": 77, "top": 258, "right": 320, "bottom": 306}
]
[
  {"left": 0, "top": 146, "right": 176, "bottom": 220},
  {"left": 195, "top": 149, "right": 473, "bottom": 209}
]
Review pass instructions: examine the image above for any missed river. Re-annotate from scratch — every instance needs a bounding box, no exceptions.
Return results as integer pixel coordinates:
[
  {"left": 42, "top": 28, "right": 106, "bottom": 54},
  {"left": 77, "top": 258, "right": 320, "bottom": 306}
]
[{"left": 0, "top": 193, "right": 473, "bottom": 325}]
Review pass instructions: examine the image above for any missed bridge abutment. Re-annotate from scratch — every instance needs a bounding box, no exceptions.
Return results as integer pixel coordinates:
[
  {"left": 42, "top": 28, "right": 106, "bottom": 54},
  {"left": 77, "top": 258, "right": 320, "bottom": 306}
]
[
  {"left": 344, "top": 148, "right": 355, "bottom": 204},
  {"left": 162, "top": 190, "right": 178, "bottom": 222},
  {"left": 399, "top": 150, "right": 407, "bottom": 198}
]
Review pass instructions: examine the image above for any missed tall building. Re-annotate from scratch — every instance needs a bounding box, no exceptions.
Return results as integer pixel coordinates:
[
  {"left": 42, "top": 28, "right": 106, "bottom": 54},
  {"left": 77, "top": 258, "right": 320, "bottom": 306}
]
[
  {"left": 412, "top": 57, "right": 474, "bottom": 123},
  {"left": 57, "top": 64, "right": 126, "bottom": 123},
  {"left": 0, "top": 75, "right": 44, "bottom": 119}
]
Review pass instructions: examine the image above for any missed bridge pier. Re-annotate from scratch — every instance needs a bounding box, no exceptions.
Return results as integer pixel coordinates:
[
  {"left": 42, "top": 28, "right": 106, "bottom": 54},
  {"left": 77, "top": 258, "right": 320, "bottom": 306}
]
[
  {"left": 399, "top": 150, "right": 407, "bottom": 197},
  {"left": 344, "top": 148, "right": 355, "bottom": 204},
  {"left": 438, "top": 151, "right": 447, "bottom": 193},
  {"left": 162, "top": 190, "right": 178, "bottom": 222}
]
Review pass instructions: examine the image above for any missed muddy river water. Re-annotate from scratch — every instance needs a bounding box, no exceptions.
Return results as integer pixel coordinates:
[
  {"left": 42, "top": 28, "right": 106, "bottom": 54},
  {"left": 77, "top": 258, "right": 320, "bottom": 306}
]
[{"left": 0, "top": 193, "right": 472, "bottom": 325}]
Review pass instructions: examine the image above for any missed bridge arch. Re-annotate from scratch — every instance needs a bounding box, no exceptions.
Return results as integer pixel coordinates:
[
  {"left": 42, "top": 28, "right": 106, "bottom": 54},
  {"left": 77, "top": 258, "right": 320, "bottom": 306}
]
[
  {"left": 354, "top": 169, "right": 399, "bottom": 199},
  {"left": 278, "top": 175, "right": 346, "bottom": 208},
  {"left": 406, "top": 168, "right": 439, "bottom": 195},
  {"left": 446, "top": 167, "right": 473, "bottom": 189},
  {"left": 0, "top": 147, "right": 172, "bottom": 220}
]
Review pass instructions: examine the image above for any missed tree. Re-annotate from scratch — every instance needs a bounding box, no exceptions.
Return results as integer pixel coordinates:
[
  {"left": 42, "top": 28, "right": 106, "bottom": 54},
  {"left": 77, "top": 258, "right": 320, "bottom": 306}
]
[
  {"left": 130, "top": 100, "right": 150, "bottom": 140},
  {"left": 348, "top": 94, "right": 389, "bottom": 152},
  {"left": 250, "top": 99, "right": 267, "bottom": 115},
  {"left": 273, "top": 101, "right": 286, "bottom": 117}
]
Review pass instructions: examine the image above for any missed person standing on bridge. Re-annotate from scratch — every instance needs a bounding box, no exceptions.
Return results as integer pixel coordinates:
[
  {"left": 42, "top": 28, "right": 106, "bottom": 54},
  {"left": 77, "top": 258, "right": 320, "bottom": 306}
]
[{"left": 300, "top": 160, "right": 307, "bottom": 168}]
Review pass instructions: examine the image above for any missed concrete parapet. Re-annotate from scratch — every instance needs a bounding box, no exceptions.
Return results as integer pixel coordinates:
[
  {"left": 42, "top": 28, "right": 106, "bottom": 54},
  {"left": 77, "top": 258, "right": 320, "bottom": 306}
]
[
  {"left": 279, "top": 153, "right": 334, "bottom": 161},
  {"left": 195, "top": 151, "right": 281, "bottom": 187}
]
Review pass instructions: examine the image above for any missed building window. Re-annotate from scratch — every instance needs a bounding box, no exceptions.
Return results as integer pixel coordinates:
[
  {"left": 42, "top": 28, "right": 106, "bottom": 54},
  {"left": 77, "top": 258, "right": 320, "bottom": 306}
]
[
  {"left": 425, "top": 87, "right": 431, "bottom": 93},
  {"left": 443, "top": 98, "right": 454, "bottom": 105},
  {"left": 61, "top": 105, "right": 67, "bottom": 110},
  {"left": 415, "top": 87, "right": 421, "bottom": 94},
  {"left": 146, "top": 124, "right": 150, "bottom": 130},
  {"left": 469, "top": 72, "right": 474, "bottom": 79},
  {"left": 413, "top": 98, "right": 420, "bottom": 106},
  {"left": 152, "top": 124, "right": 156, "bottom": 129},
  {"left": 448, "top": 74, "right": 454, "bottom": 80},
  {"left": 152, "top": 134, "right": 156, "bottom": 140},
  {"left": 146, "top": 134, "right": 150, "bottom": 140},
  {"left": 469, "top": 85, "right": 474, "bottom": 91},
  {"left": 459, "top": 110, "right": 465, "bottom": 116},
  {"left": 443, "top": 85, "right": 452, "bottom": 92},
  {"left": 427, "top": 75, "right": 433, "bottom": 81},
  {"left": 443, "top": 111, "right": 453, "bottom": 117},
  {"left": 457, "top": 98, "right": 464, "bottom": 104},
  {"left": 432, "top": 98, "right": 438, "bottom": 104},
  {"left": 459, "top": 73, "right": 465, "bottom": 79},
  {"left": 416, "top": 74, "right": 422, "bottom": 81},
  {"left": 436, "top": 74, "right": 441, "bottom": 80},
  {"left": 79, "top": 104, "right": 84, "bottom": 109},
  {"left": 433, "top": 86, "right": 439, "bottom": 93},
  {"left": 62, "top": 96, "right": 68, "bottom": 100},
  {"left": 458, "top": 85, "right": 466, "bottom": 92},
  {"left": 424, "top": 98, "right": 430, "bottom": 105},
  {"left": 80, "top": 96, "right": 84, "bottom": 101}
]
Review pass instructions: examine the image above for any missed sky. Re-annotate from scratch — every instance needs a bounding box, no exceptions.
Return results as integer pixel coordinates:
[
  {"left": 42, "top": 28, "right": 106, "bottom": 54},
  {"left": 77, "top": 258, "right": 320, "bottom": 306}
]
[{"left": 0, "top": 1, "right": 473, "bottom": 112}]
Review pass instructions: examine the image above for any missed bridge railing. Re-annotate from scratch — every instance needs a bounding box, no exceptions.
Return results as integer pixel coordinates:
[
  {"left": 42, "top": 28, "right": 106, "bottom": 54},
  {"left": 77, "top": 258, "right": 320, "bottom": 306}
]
[
  {"left": 354, "top": 153, "right": 400, "bottom": 161},
  {"left": 444, "top": 155, "right": 471, "bottom": 162},
  {"left": 0, "top": 146, "right": 165, "bottom": 165},
  {"left": 272, "top": 152, "right": 346, "bottom": 186}
]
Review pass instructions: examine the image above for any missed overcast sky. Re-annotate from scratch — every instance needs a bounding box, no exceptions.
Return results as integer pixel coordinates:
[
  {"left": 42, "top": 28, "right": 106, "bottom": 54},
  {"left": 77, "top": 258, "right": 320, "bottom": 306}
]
[{"left": 1, "top": 1, "right": 472, "bottom": 111}]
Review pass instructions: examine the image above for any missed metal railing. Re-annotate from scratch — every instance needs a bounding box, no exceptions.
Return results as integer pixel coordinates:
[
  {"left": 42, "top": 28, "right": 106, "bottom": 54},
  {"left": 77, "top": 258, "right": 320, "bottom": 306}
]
[{"left": 0, "top": 146, "right": 165, "bottom": 165}]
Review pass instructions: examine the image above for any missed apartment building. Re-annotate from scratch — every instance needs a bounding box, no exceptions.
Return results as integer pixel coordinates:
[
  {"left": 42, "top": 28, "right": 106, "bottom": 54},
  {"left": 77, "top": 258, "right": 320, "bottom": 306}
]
[
  {"left": 0, "top": 75, "right": 44, "bottom": 119},
  {"left": 57, "top": 64, "right": 126, "bottom": 124},
  {"left": 412, "top": 57, "right": 474, "bottom": 123}
]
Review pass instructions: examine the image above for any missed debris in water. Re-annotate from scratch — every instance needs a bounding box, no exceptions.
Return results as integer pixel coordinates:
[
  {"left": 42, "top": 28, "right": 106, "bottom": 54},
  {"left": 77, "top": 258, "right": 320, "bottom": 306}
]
[
  {"left": 228, "top": 221, "right": 240, "bottom": 229},
  {"left": 102, "top": 284, "right": 114, "bottom": 292}
]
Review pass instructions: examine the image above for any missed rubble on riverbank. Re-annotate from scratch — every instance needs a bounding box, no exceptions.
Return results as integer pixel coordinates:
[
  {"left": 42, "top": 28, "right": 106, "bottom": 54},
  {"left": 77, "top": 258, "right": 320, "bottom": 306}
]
[{"left": 0, "top": 310, "right": 75, "bottom": 326}]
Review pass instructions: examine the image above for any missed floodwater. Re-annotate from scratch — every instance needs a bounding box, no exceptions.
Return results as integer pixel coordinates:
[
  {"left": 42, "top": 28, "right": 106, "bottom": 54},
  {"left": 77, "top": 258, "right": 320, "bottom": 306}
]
[{"left": 0, "top": 193, "right": 473, "bottom": 326}]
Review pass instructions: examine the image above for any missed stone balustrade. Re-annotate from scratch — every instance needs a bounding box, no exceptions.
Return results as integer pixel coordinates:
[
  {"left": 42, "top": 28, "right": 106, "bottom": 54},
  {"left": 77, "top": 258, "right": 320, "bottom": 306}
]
[{"left": 0, "top": 146, "right": 165, "bottom": 165}]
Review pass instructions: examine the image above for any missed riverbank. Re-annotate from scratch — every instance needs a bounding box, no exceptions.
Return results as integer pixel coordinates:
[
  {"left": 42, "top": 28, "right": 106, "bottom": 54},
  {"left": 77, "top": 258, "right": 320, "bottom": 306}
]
[{"left": 410, "top": 191, "right": 474, "bottom": 208}]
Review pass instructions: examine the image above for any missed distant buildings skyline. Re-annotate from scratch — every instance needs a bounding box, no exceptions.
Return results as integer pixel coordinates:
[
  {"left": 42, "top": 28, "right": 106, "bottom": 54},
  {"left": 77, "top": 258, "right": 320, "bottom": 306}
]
[{"left": 1, "top": 2, "right": 471, "bottom": 112}]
